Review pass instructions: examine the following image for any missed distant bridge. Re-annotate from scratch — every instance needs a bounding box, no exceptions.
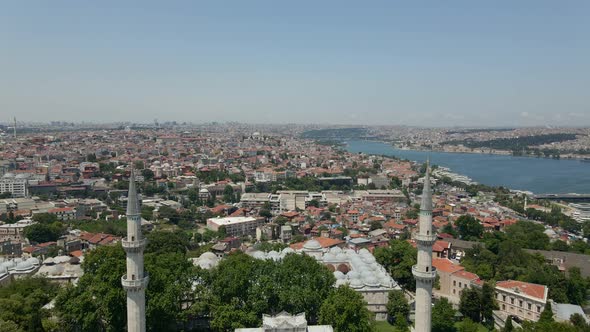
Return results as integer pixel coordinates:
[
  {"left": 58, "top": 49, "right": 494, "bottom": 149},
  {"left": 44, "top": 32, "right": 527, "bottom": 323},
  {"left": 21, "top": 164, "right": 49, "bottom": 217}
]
[{"left": 534, "top": 194, "right": 590, "bottom": 202}]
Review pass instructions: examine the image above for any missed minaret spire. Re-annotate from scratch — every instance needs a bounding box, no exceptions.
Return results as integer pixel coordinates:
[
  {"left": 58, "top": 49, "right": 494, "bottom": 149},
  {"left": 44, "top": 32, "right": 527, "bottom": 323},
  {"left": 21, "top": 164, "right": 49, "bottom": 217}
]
[
  {"left": 121, "top": 166, "right": 148, "bottom": 332},
  {"left": 412, "top": 161, "right": 437, "bottom": 332}
]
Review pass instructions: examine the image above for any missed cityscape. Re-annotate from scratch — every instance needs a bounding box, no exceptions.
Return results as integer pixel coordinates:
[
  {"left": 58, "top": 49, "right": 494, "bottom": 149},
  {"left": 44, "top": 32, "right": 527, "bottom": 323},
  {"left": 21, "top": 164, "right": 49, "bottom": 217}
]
[{"left": 1, "top": 2, "right": 590, "bottom": 332}]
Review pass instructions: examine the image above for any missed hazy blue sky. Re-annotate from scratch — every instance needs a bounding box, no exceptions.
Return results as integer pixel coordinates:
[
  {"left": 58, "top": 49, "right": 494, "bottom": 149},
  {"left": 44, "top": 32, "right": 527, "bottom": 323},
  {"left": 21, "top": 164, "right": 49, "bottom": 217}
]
[{"left": 1, "top": 1, "right": 589, "bottom": 126}]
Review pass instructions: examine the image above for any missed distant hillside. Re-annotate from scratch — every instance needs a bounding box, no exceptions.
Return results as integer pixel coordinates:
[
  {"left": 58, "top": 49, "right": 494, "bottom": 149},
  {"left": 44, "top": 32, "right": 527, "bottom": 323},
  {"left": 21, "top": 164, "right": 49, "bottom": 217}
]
[
  {"left": 301, "top": 127, "right": 373, "bottom": 140},
  {"left": 443, "top": 133, "right": 578, "bottom": 151}
]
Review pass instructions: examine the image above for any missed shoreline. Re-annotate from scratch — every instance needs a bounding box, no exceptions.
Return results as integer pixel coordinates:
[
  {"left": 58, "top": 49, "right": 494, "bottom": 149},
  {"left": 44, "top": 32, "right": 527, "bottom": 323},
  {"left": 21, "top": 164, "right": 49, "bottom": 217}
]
[{"left": 343, "top": 140, "right": 590, "bottom": 195}]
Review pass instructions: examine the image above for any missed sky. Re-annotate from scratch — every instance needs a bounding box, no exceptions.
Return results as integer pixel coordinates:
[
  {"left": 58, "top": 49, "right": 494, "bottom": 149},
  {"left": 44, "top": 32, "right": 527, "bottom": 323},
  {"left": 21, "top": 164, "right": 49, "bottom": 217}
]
[{"left": 1, "top": 1, "right": 589, "bottom": 127}]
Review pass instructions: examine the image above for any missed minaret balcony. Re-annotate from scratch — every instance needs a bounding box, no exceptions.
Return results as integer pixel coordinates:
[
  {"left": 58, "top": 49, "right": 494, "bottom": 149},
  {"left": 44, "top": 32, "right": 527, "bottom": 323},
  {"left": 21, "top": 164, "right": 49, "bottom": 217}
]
[
  {"left": 414, "top": 233, "right": 437, "bottom": 246},
  {"left": 412, "top": 265, "right": 437, "bottom": 281},
  {"left": 121, "top": 238, "right": 147, "bottom": 252},
  {"left": 121, "top": 274, "right": 149, "bottom": 291}
]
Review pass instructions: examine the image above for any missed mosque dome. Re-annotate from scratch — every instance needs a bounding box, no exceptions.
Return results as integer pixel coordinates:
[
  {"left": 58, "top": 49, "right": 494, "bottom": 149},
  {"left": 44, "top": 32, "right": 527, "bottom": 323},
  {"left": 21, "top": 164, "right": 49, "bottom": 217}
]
[
  {"left": 252, "top": 251, "right": 267, "bottom": 260},
  {"left": 0, "top": 265, "right": 7, "bottom": 275},
  {"left": 303, "top": 239, "right": 322, "bottom": 251},
  {"left": 26, "top": 257, "right": 40, "bottom": 266},
  {"left": 329, "top": 247, "right": 342, "bottom": 255},
  {"left": 1, "top": 260, "right": 16, "bottom": 271},
  {"left": 15, "top": 260, "right": 33, "bottom": 272}
]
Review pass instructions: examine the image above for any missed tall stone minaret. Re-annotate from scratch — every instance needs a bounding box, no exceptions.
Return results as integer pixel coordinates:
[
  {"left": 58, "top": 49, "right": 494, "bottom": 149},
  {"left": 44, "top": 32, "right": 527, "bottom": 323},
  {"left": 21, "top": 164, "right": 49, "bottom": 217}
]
[
  {"left": 412, "top": 161, "right": 437, "bottom": 332},
  {"left": 121, "top": 168, "right": 148, "bottom": 332}
]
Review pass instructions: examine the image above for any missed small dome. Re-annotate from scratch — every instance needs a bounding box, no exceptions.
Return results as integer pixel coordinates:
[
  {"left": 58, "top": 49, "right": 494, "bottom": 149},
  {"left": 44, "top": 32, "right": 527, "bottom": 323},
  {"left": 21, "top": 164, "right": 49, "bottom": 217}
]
[
  {"left": 27, "top": 257, "right": 40, "bottom": 266},
  {"left": 1, "top": 260, "right": 16, "bottom": 270},
  {"left": 329, "top": 247, "right": 342, "bottom": 254},
  {"left": 359, "top": 248, "right": 371, "bottom": 256},
  {"left": 43, "top": 257, "right": 55, "bottom": 265},
  {"left": 0, "top": 265, "right": 7, "bottom": 275},
  {"left": 14, "top": 258, "right": 23, "bottom": 264},
  {"left": 252, "top": 251, "right": 267, "bottom": 260},
  {"left": 199, "top": 252, "right": 218, "bottom": 261},
  {"left": 347, "top": 270, "right": 361, "bottom": 279},
  {"left": 54, "top": 256, "right": 71, "bottom": 264},
  {"left": 333, "top": 271, "right": 346, "bottom": 280},
  {"left": 303, "top": 239, "right": 322, "bottom": 251},
  {"left": 364, "top": 275, "right": 380, "bottom": 288},
  {"left": 381, "top": 277, "right": 392, "bottom": 288},
  {"left": 350, "top": 278, "right": 364, "bottom": 289},
  {"left": 268, "top": 251, "right": 280, "bottom": 261},
  {"left": 335, "top": 279, "right": 348, "bottom": 287},
  {"left": 281, "top": 247, "right": 295, "bottom": 255}
]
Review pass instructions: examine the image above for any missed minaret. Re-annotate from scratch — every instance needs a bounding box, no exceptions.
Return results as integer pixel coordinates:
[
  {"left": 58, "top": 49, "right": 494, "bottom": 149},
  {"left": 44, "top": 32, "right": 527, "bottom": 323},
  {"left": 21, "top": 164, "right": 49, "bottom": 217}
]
[
  {"left": 121, "top": 168, "right": 148, "bottom": 332},
  {"left": 412, "top": 161, "right": 437, "bottom": 332}
]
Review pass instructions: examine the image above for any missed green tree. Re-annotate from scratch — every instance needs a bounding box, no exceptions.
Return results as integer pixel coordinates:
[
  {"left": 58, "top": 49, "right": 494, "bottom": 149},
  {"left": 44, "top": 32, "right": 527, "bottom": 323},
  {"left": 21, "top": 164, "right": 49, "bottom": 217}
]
[
  {"left": 432, "top": 298, "right": 456, "bottom": 332},
  {"left": 0, "top": 320, "right": 23, "bottom": 332},
  {"left": 23, "top": 222, "right": 64, "bottom": 243},
  {"left": 503, "top": 316, "right": 514, "bottom": 332},
  {"left": 369, "top": 220, "right": 382, "bottom": 231},
  {"left": 141, "top": 169, "right": 155, "bottom": 181},
  {"left": 480, "top": 282, "right": 498, "bottom": 328},
  {"left": 0, "top": 278, "right": 58, "bottom": 332},
  {"left": 54, "top": 243, "right": 199, "bottom": 332},
  {"left": 222, "top": 185, "right": 235, "bottom": 203},
  {"left": 386, "top": 290, "right": 410, "bottom": 321},
  {"left": 539, "top": 301, "right": 554, "bottom": 324},
  {"left": 394, "top": 313, "right": 410, "bottom": 332},
  {"left": 146, "top": 230, "right": 189, "bottom": 255},
  {"left": 375, "top": 240, "right": 417, "bottom": 291},
  {"left": 457, "top": 318, "right": 480, "bottom": 332},
  {"left": 455, "top": 215, "right": 484, "bottom": 240},
  {"left": 318, "top": 286, "right": 374, "bottom": 332},
  {"left": 32, "top": 213, "right": 59, "bottom": 224},
  {"left": 459, "top": 287, "right": 481, "bottom": 323}
]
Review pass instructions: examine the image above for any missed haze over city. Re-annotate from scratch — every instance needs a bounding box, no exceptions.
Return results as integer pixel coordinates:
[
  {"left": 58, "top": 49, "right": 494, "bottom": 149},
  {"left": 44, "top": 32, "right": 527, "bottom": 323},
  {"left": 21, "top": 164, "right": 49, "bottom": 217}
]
[{"left": 2, "top": 1, "right": 590, "bottom": 126}]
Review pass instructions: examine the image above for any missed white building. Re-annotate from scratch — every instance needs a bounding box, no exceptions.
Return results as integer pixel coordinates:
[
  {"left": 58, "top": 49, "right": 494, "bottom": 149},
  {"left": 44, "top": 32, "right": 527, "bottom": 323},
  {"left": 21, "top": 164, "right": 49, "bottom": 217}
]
[
  {"left": 0, "top": 173, "right": 29, "bottom": 198},
  {"left": 0, "top": 219, "right": 35, "bottom": 242},
  {"left": 495, "top": 280, "right": 548, "bottom": 322},
  {"left": 207, "top": 216, "right": 265, "bottom": 237}
]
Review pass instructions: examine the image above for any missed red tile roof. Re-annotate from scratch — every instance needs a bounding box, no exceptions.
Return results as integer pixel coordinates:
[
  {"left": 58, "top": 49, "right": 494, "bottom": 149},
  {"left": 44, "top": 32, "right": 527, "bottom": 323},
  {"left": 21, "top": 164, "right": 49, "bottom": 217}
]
[
  {"left": 432, "top": 258, "right": 464, "bottom": 274},
  {"left": 496, "top": 280, "right": 547, "bottom": 301}
]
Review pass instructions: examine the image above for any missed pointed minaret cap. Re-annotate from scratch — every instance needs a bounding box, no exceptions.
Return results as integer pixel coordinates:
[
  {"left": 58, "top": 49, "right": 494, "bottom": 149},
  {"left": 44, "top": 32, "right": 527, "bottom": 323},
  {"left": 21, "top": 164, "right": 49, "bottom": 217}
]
[
  {"left": 420, "top": 159, "right": 432, "bottom": 211},
  {"left": 126, "top": 167, "right": 141, "bottom": 216}
]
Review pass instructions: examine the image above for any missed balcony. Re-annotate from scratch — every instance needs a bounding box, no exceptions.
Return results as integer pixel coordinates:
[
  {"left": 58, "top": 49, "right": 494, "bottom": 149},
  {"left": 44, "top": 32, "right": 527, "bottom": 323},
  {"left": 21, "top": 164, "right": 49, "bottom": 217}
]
[
  {"left": 121, "top": 274, "right": 149, "bottom": 291},
  {"left": 412, "top": 265, "right": 437, "bottom": 281},
  {"left": 121, "top": 238, "right": 147, "bottom": 252},
  {"left": 414, "top": 233, "right": 437, "bottom": 246}
]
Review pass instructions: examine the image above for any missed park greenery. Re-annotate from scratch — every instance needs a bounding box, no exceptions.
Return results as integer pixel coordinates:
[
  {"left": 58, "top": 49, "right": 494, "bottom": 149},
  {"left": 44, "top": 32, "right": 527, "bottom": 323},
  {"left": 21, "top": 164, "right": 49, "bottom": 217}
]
[
  {"left": 0, "top": 277, "right": 59, "bottom": 331},
  {"left": 17, "top": 233, "right": 374, "bottom": 332}
]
